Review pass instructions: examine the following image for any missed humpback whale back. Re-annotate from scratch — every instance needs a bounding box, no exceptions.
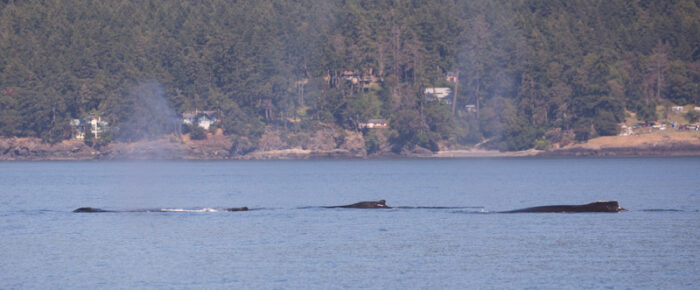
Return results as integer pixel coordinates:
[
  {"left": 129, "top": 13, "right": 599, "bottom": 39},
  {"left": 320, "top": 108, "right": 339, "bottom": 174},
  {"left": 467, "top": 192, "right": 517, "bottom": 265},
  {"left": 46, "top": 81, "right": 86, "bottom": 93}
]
[
  {"left": 502, "top": 201, "right": 624, "bottom": 213},
  {"left": 225, "top": 207, "right": 249, "bottom": 212},
  {"left": 325, "top": 200, "right": 391, "bottom": 209},
  {"left": 74, "top": 201, "right": 626, "bottom": 213},
  {"left": 73, "top": 207, "right": 110, "bottom": 213}
]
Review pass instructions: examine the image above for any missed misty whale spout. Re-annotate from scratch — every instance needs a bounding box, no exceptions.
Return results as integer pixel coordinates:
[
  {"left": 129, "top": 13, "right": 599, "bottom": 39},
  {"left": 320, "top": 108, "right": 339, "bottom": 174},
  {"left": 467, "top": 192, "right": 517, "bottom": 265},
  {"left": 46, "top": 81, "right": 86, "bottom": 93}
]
[
  {"left": 325, "top": 200, "right": 391, "bottom": 209},
  {"left": 502, "top": 201, "right": 625, "bottom": 213},
  {"left": 73, "top": 207, "right": 249, "bottom": 213}
]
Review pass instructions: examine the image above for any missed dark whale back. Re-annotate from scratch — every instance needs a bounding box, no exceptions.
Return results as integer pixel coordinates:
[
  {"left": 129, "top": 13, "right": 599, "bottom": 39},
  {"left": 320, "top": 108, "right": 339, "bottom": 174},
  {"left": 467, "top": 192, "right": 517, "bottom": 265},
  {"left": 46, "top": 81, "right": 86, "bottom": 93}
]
[
  {"left": 73, "top": 207, "right": 110, "bottom": 213},
  {"left": 326, "top": 200, "right": 391, "bottom": 209},
  {"left": 226, "top": 207, "right": 249, "bottom": 211},
  {"left": 503, "top": 201, "right": 624, "bottom": 213}
]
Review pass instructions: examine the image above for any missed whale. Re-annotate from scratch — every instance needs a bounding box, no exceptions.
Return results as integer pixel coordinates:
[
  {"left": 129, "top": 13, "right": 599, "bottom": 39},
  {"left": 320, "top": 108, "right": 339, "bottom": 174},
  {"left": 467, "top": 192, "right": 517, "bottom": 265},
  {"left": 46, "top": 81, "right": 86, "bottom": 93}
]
[
  {"left": 73, "top": 207, "right": 110, "bottom": 213},
  {"left": 325, "top": 200, "right": 391, "bottom": 209},
  {"left": 501, "top": 201, "right": 624, "bottom": 213},
  {"left": 73, "top": 207, "right": 249, "bottom": 213}
]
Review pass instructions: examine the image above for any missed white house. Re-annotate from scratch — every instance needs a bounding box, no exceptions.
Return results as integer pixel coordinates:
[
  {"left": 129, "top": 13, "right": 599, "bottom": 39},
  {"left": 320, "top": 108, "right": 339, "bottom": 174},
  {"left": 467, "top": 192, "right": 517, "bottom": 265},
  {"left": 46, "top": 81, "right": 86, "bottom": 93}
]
[
  {"left": 359, "top": 119, "right": 388, "bottom": 129},
  {"left": 197, "top": 114, "right": 216, "bottom": 130},
  {"left": 70, "top": 119, "right": 85, "bottom": 140},
  {"left": 183, "top": 110, "right": 218, "bottom": 130},
  {"left": 70, "top": 113, "right": 109, "bottom": 140},
  {"left": 424, "top": 87, "right": 452, "bottom": 103}
]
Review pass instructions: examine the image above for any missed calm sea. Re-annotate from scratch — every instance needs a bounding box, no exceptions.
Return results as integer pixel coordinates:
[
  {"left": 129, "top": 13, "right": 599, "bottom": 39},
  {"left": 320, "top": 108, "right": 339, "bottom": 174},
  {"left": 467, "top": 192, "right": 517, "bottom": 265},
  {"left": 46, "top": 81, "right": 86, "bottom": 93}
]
[{"left": 1, "top": 158, "right": 698, "bottom": 289}]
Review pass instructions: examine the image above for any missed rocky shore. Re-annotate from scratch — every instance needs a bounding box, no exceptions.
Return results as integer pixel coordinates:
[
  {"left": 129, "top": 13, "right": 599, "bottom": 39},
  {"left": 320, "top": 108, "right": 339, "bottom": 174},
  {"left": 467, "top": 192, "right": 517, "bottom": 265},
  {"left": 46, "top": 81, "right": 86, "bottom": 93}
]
[
  {"left": 540, "top": 142, "right": 700, "bottom": 157},
  {"left": 0, "top": 129, "right": 368, "bottom": 161},
  {"left": 0, "top": 137, "right": 101, "bottom": 160},
  {"left": 2, "top": 131, "right": 700, "bottom": 161}
]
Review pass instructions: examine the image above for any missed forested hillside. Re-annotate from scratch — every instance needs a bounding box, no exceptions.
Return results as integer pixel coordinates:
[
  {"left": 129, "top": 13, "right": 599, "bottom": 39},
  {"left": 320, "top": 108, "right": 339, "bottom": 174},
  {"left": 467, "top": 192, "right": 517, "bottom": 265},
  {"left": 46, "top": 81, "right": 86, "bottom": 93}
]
[{"left": 0, "top": 0, "right": 698, "bottom": 152}]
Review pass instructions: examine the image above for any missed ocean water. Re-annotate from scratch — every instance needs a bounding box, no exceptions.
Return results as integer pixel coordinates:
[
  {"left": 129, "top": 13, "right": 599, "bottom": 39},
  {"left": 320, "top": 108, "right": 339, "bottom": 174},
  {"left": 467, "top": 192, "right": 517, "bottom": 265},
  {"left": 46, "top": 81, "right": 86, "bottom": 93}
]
[{"left": 0, "top": 158, "right": 698, "bottom": 289}]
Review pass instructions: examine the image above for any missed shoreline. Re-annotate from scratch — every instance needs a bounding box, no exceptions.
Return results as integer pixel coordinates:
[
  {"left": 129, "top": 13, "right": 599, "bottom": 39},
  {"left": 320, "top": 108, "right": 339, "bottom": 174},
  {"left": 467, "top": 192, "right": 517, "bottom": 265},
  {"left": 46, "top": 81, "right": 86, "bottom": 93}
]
[
  {"left": 1, "top": 132, "right": 700, "bottom": 161},
  {"left": 430, "top": 149, "right": 541, "bottom": 158}
]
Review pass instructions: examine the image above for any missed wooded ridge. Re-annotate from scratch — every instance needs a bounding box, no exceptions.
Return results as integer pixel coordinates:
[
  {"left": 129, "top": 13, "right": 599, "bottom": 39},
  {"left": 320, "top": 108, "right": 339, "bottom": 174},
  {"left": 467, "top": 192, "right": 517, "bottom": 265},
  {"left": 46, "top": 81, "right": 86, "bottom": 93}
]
[{"left": 0, "top": 0, "right": 698, "bottom": 153}]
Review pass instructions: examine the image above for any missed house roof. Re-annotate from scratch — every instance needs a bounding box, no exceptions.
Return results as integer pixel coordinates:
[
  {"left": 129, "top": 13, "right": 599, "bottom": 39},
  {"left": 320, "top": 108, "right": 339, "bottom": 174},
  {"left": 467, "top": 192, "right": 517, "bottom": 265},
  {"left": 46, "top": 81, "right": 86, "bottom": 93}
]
[
  {"left": 424, "top": 87, "right": 452, "bottom": 99},
  {"left": 367, "top": 119, "right": 387, "bottom": 124},
  {"left": 183, "top": 110, "right": 217, "bottom": 118},
  {"left": 425, "top": 87, "right": 451, "bottom": 93}
]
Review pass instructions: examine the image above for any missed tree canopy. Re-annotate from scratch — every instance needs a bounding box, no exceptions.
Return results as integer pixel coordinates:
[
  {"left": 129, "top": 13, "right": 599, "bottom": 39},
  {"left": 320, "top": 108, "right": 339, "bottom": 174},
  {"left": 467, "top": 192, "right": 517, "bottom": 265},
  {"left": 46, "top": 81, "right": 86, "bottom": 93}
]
[{"left": 1, "top": 0, "right": 698, "bottom": 150}]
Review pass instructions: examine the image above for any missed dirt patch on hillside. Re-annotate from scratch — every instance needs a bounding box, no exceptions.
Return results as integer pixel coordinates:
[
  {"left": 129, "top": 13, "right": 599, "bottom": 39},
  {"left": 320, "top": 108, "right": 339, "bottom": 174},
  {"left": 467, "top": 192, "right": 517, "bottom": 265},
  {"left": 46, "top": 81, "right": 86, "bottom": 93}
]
[
  {"left": 541, "top": 131, "right": 700, "bottom": 157},
  {"left": 571, "top": 131, "right": 700, "bottom": 150}
]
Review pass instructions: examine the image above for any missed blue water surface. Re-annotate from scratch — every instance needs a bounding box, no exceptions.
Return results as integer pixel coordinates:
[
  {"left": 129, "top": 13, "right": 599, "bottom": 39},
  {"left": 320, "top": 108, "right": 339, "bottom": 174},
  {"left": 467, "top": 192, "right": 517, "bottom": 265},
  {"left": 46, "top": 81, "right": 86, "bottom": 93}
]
[{"left": 1, "top": 158, "right": 698, "bottom": 289}]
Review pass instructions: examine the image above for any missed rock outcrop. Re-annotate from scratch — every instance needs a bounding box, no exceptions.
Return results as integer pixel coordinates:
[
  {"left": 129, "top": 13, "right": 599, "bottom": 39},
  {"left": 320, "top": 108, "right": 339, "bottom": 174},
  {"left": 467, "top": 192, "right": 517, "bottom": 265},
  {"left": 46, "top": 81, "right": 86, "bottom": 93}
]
[{"left": 0, "top": 138, "right": 101, "bottom": 160}]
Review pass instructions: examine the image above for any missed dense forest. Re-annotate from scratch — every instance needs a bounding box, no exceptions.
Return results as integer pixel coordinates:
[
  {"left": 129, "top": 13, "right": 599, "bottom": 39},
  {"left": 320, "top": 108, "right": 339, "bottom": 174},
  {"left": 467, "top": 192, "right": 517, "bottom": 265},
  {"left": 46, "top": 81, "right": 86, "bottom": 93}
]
[{"left": 0, "top": 0, "right": 698, "bottom": 152}]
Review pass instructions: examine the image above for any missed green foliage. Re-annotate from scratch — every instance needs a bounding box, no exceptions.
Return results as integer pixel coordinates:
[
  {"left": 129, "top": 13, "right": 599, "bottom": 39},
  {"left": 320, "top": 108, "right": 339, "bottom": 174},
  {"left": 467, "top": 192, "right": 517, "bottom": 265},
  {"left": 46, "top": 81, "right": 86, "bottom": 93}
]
[
  {"left": 84, "top": 129, "right": 95, "bottom": 148},
  {"left": 534, "top": 138, "right": 550, "bottom": 151},
  {"left": 594, "top": 110, "right": 620, "bottom": 136},
  {"left": 189, "top": 125, "right": 207, "bottom": 140},
  {"left": 423, "top": 103, "right": 453, "bottom": 141},
  {"left": 667, "top": 61, "right": 699, "bottom": 105},
  {"left": 181, "top": 123, "right": 193, "bottom": 135},
  {"left": 0, "top": 0, "right": 697, "bottom": 152},
  {"left": 230, "top": 135, "right": 257, "bottom": 155},
  {"left": 570, "top": 95, "right": 623, "bottom": 139},
  {"left": 637, "top": 101, "right": 658, "bottom": 123},
  {"left": 0, "top": 93, "right": 21, "bottom": 137},
  {"left": 574, "top": 123, "right": 593, "bottom": 142},
  {"left": 685, "top": 110, "right": 699, "bottom": 124},
  {"left": 479, "top": 97, "right": 515, "bottom": 139},
  {"left": 389, "top": 109, "right": 438, "bottom": 153},
  {"left": 340, "top": 94, "right": 381, "bottom": 131},
  {"left": 218, "top": 99, "right": 265, "bottom": 141},
  {"left": 96, "top": 130, "right": 113, "bottom": 149},
  {"left": 364, "top": 130, "right": 381, "bottom": 155},
  {"left": 502, "top": 116, "right": 541, "bottom": 151}
]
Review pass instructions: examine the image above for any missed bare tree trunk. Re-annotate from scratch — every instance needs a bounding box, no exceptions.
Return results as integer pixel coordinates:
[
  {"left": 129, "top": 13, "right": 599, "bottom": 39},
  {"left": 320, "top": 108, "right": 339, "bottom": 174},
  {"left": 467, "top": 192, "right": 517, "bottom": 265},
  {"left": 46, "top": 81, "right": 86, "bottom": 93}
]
[
  {"left": 475, "top": 72, "right": 481, "bottom": 120},
  {"left": 301, "top": 62, "right": 309, "bottom": 106},
  {"left": 392, "top": 23, "right": 400, "bottom": 82},
  {"left": 656, "top": 59, "right": 663, "bottom": 100},
  {"left": 650, "top": 41, "right": 668, "bottom": 101},
  {"left": 411, "top": 53, "right": 415, "bottom": 85},
  {"left": 451, "top": 71, "right": 459, "bottom": 115},
  {"left": 378, "top": 43, "right": 385, "bottom": 81},
  {"left": 420, "top": 100, "right": 424, "bottom": 123},
  {"left": 50, "top": 104, "right": 57, "bottom": 140}
]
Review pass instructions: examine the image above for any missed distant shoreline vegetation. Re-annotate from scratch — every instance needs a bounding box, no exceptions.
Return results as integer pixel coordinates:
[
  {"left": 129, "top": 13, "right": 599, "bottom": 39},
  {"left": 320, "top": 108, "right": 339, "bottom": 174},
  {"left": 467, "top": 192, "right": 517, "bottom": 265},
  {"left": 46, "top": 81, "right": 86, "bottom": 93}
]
[
  {"left": 2, "top": 132, "right": 700, "bottom": 161},
  {"left": 0, "top": 1, "right": 698, "bottom": 154}
]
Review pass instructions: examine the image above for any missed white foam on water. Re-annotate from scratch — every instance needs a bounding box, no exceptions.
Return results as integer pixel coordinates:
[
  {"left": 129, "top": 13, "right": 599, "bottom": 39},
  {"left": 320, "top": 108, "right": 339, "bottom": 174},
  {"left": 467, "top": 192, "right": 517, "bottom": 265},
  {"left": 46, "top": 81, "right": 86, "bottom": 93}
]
[{"left": 159, "top": 208, "right": 223, "bottom": 213}]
